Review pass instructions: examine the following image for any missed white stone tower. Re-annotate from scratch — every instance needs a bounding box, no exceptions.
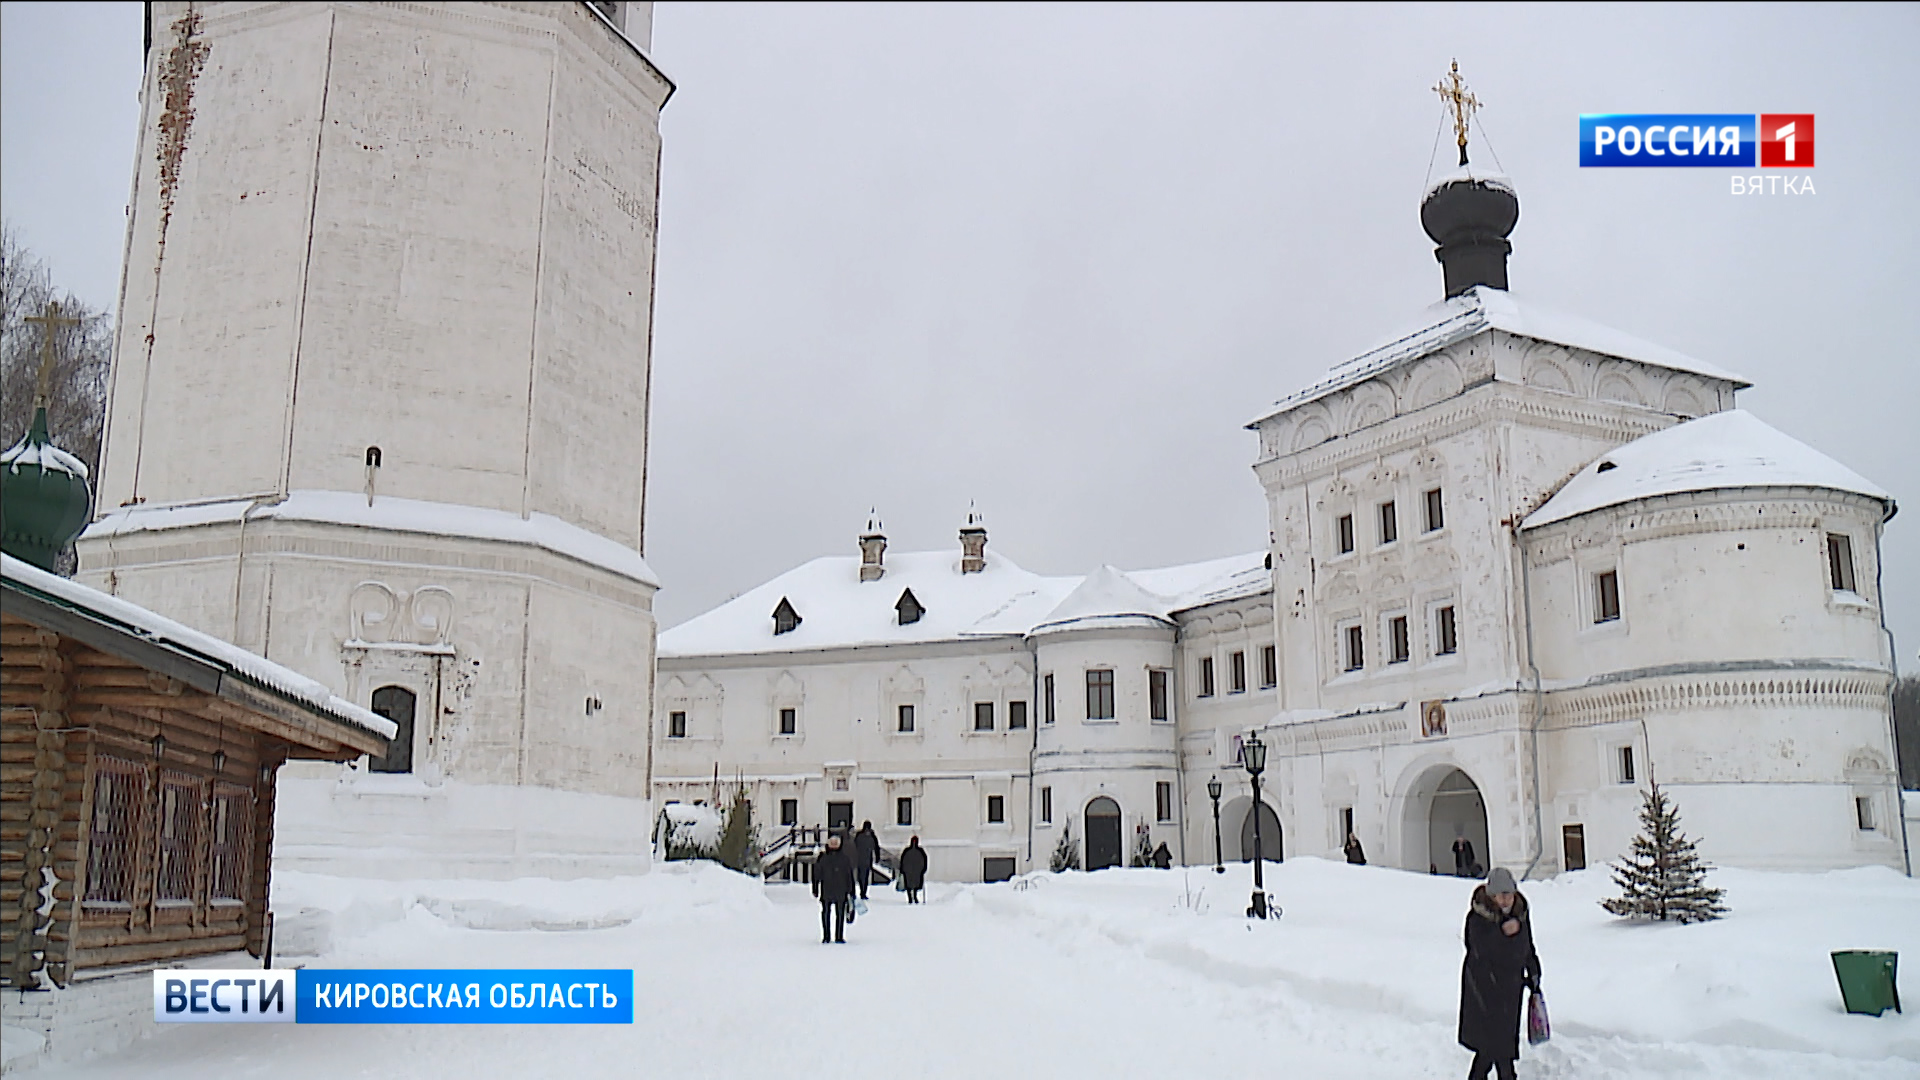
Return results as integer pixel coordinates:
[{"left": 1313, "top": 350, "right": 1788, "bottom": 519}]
[{"left": 78, "top": 2, "right": 670, "bottom": 845}]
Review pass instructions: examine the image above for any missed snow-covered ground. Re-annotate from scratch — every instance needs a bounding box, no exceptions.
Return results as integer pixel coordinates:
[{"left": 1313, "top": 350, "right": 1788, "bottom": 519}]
[{"left": 36, "top": 859, "right": 1920, "bottom": 1078}]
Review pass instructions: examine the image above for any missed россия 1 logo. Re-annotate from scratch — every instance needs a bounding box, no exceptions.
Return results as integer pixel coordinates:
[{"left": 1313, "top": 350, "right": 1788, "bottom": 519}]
[{"left": 1579, "top": 114, "right": 1813, "bottom": 168}]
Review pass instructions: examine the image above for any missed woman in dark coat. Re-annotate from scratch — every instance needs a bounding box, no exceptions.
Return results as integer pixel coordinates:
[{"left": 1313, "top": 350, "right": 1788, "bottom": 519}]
[
  {"left": 897, "top": 835, "right": 928, "bottom": 904},
  {"left": 812, "top": 834, "right": 856, "bottom": 943},
  {"left": 1344, "top": 832, "right": 1367, "bottom": 865},
  {"left": 1458, "top": 867, "right": 1540, "bottom": 1080}
]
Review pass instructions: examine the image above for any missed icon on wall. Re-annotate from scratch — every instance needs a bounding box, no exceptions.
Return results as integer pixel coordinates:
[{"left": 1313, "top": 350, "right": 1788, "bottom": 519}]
[{"left": 1421, "top": 700, "right": 1448, "bottom": 739}]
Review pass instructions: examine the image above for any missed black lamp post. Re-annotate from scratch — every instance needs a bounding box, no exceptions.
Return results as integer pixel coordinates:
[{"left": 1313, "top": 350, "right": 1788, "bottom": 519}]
[
  {"left": 1206, "top": 776, "right": 1224, "bottom": 874},
  {"left": 1243, "top": 733, "right": 1269, "bottom": 919}
]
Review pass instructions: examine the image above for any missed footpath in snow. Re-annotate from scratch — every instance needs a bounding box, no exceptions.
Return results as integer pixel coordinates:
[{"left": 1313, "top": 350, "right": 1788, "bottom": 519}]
[{"left": 25, "top": 858, "right": 1920, "bottom": 1079}]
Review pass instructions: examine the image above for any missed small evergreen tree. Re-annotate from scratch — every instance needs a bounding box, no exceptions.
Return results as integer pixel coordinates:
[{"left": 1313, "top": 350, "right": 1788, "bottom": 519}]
[
  {"left": 1130, "top": 829, "right": 1154, "bottom": 868},
  {"left": 715, "top": 788, "right": 761, "bottom": 875},
  {"left": 1050, "top": 824, "right": 1081, "bottom": 872},
  {"left": 1601, "top": 781, "right": 1726, "bottom": 923}
]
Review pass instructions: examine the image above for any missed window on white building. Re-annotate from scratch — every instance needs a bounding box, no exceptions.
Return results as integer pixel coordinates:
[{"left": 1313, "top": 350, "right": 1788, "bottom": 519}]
[
  {"left": 1856, "top": 796, "right": 1875, "bottom": 831},
  {"left": 1230, "top": 651, "right": 1247, "bottom": 693},
  {"left": 1156, "top": 782, "right": 1174, "bottom": 822},
  {"left": 1594, "top": 570, "right": 1621, "bottom": 624},
  {"left": 1086, "top": 670, "right": 1115, "bottom": 720},
  {"left": 986, "top": 795, "right": 1005, "bottom": 824},
  {"left": 1379, "top": 500, "right": 1398, "bottom": 545},
  {"left": 1340, "top": 806, "right": 1355, "bottom": 838},
  {"left": 897, "top": 797, "right": 914, "bottom": 827},
  {"left": 1198, "top": 656, "right": 1215, "bottom": 698},
  {"left": 778, "top": 707, "right": 797, "bottom": 735},
  {"left": 780, "top": 799, "right": 798, "bottom": 826},
  {"left": 1617, "top": 745, "right": 1636, "bottom": 784},
  {"left": 1008, "top": 700, "right": 1028, "bottom": 729},
  {"left": 1424, "top": 487, "right": 1445, "bottom": 532},
  {"left": 1149, "top": 669, "right": 1169, "bottom": 720},
  {"left": 1336, "top": 514, "right": 1355, "bottom": 554},
  {"left": 1260, "top": 645, "right": 1277, "bottom": 688},
  {"left": 897, "top": 703, "right": 915, "bottom": 733},
  {"left": 1828, "top": 533, "right": 1857, "bottom": 594},
  {"left": 1435, "top": 605, "right": 1458, "bottom": 656},
  {"left": 974, "top": 702, "right": 994, "bottom": 732},
  {"left": 1040, "top": 786, "right": 1053, "bottom": 824},
  {"left": 1388, "top": 615, "right": 1410, "bottom": 664},
  {"left": 668, "top": 710, "right": 687, "bottom": 738},
  {"left": 1343, "top": 624, "right": 1364, "bottom": 672},
  {"left": 1044, "top": 674, "right": 1056, "bottom": 724}
]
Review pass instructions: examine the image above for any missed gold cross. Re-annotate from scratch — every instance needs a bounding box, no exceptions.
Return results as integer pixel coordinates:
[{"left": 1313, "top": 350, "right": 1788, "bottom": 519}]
[
  {"left": 1433, "top": 60, "right": 1481, "bottom": 165},
  {"left": 22, "top": 300, "right": 83, "bottom": 408}
]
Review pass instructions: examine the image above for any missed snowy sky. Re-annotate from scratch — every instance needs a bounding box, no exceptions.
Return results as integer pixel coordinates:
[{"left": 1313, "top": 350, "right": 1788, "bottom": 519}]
[{"left": 3, "top": 2, "right": 1917, "bottom": 666}]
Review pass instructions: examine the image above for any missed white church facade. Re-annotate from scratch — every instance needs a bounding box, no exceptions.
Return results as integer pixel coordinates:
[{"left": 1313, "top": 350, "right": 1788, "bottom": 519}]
[
  {"left": 73, "top": 1, "right": 669, "bottom": 877},
  {"left": 658, "top": 162, "right": 1908, "bottom": 883}
]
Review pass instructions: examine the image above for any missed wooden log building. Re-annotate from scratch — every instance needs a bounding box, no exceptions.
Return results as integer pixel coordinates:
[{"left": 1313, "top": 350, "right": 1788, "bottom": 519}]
[{"left": 2, "top": 553, "right": 392, "bottom": 991}]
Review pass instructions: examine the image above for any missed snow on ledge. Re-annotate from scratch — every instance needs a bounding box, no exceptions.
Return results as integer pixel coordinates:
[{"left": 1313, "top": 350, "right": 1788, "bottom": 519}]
[{"left": 84, "top": 490, "right": 658, "bottom": 588}]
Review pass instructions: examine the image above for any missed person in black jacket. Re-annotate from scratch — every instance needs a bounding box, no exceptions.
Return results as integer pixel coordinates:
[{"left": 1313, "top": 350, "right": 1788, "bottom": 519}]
[
  {"left": 1458, "top": 867, "right": 1541, "bottom": 1080},
  {"left": 898, "top": 835, "right": 928, "bottom": 904},
  {"left": 812, "top": 833, "right": 857, "bottom": 943},
  {"left": 1452, "top": 835, "right": 1476, "bottom": 877},
  {"left": 853, "top": 821, "right": 880, "bottom": 899},
  {"left": 1344, "top": 832, "right": 1367, "bottom": 865}
]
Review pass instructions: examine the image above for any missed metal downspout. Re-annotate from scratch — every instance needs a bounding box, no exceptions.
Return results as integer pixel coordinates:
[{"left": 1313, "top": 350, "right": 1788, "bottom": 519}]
[{"left": 1517, "top": 524, "right": 1548, "bottom": 881}]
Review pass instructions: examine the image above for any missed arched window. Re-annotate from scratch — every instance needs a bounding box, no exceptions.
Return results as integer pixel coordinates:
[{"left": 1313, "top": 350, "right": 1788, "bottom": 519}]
[{"left": 369, "top": 685, "right": 416, "bottom": 774}]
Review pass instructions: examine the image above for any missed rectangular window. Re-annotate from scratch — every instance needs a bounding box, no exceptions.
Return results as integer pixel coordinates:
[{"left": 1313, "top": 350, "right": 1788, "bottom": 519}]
[
  {"left": 1041, "top": 786, "right": 1053, "bottom": 824},
  {"left": 1008, "top": 700, "right": 1028, "bottom": 730},
  {"left": 1086, "top": 670, "right": 1115, "bottom": 720},
  {"left": 779, "top": 707, "right": 797, "bottom": 735},
  {"left": 1594, "top": 570, "right": 1621, "bottom": 623},
  {"left": 1828, "top": 533, "right": 1857, "bottom": 593},
  {"left": 982, "top": 856, "right": 1017, "bottom": 883},
  {"left": 1562, "top": 824, "right": 1586, "bottom": 871},
  {"left": 1198, "top": 656, "right": 1215, "bottom": 697},
  {"left": 1435, "top": 605, "right": 1458, "bottom": 656},
  {"left": 1856, "top": 796, "right": 1875, "bottom": 831},
  {"left": 1388, "top": 615, "right": 1410, "bottom": 664},
  {"left": 1336, "top": 513, "right": 1355, "bottom": 554},
  {"left": 1149, "top": 669, "right": 1169, "bottom": 720},
  {"left": 897, "top": 703, "right": 915, "bottom": 733},
  {"left": 1618, "top": 745, "right": 1636, "bottom": 784},
  {"left": 897, "top": 797, "right": 915, "bottom": 827},
  {"left": 1340, "top": 806, "right": 1355, "bottom": 838},
  {"left": 667, "top": 710, "right": 687, "bottom": 738},
  {"left": 1379, "top": 500, "right": 1398, "bottom": 545},
  {"left": 155, "top": 772, "right": 202, "bottom": 904},
  {"left": 1156, "top": 781, "right": 1174, "bottom": 822},
  {"left": 1344, "top": 625, "right": 1365, "bottom": 672},
  {"left": 85, "top": 758, "right": 143, "bottom": 907},
  {"left": 986, "top": 794, "right": 1005, "bottom": 824},
  {"left": 1230, "top": 651, "right": 1247, "bottom": 693},
  {"left": 1044, "top": 673, "right": 1056, "bottom": 724},
  {"left": 1424, "top": 487, "right": 1445, "bottom": 532},
  {"left": 780, "top": 798, "right": 799, "bottom": 827},
  {"left": 208, "top": 785, "right": 252, "bottom": 903},
  {"left": 974, "top": 702, "right": 995, "bottom": 732},
  {"left": 1260, "top": 645, "right": 1277, "bottom": 689}
]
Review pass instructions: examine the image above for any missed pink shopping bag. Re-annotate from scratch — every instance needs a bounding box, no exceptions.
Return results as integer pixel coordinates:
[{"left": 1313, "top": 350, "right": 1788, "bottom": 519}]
[{"left": 1527, "top": 987, "right": 1551, "bottom": 1045}]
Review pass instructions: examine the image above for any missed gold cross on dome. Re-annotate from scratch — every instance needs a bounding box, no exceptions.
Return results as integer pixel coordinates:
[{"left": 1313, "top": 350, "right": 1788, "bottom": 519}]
[
  {"left": 1433, "top": 59, "right": 1481, "bottom": 164},
  {"left": 22, "top": 300, "right": 83, "bottom": 408}
]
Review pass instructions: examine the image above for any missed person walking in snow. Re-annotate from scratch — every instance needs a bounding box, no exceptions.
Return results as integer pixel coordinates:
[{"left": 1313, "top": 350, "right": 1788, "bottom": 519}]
[
  {"left": 1151, "top": 842, "right": 1173, "bottom": 869},
  {"left": 853, "top": 821, "right": 880, "bottom": 900},
  {"left": 1457, "top": 867, "right": 1541, "bottom": 1080},
  {"left": 813, "top": 833, "right": 857, "bottom": 943},
  {"left": 898, "top": 835, "right": 928, "bottom": 904},
  {"left": 1344, "top": 832, "right": 1367, "bottom": 865},
  {"left": 1452, "top": 835, "right": 1475, "bottom": 878}
]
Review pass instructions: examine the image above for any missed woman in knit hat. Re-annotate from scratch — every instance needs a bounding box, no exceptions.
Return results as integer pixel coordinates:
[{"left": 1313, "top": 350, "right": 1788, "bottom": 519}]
[{"left": 1457, "top": 867, "right": 1541, "bottom": 1080}]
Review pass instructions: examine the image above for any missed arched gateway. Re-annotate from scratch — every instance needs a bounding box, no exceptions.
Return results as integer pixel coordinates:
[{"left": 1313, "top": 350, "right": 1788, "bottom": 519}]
[{"left": 1401, "top": 765, "right": 1489, "bottom": 876}]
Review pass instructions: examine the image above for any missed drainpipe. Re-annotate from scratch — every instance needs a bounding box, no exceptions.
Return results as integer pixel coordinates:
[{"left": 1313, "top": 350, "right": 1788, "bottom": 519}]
[
  {"left": 1516, "top": 523, "right": 1548, "bottom": 882},
  {"left": 1027, "top": 638, "right": 1039, "bottom": 870}
]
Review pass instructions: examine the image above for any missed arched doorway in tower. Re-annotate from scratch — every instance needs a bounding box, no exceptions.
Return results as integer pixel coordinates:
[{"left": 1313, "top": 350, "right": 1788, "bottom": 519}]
[
  {"left": 1238, "top": 800, "right": 1282, "bottom": 863},
  {"left": 1084, "top": 797, "right": 1122, "bottom": 870},
  {"left": 369, "top": 685, "right": 416, "bottom": 774},
  {"left": 1401, "top": 765, "right": 1488, "bottom": 876}
]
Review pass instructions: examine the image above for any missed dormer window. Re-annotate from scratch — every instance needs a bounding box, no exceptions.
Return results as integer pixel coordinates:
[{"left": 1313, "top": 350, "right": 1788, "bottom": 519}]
[
  {"left": 895, "top": 588, "right": 924, "bottom": 626},
  {"left": 772, "top": 598, "right": 802, "bottom": 635}
]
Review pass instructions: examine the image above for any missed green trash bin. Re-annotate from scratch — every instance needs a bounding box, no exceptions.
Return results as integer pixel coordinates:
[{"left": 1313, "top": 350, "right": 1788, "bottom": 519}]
[{"left": 1831, "top": 950, "right": 1901, "bottom": 1016}]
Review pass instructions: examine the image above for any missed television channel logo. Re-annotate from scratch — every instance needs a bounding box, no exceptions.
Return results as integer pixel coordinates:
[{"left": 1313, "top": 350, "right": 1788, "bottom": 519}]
[
  {"left": 1579, "top": 114, "right": 1813, "bottom": 168},
  {"left": 154, "top": 970, "right": 295, "bottom": 1023}
]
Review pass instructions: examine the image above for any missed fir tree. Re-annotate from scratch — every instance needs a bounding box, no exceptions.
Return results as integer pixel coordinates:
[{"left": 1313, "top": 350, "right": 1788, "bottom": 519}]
[
  {"left": 1601, "top": 781, "right": 1726, "bottom": 923},
  {"left": 1130, "top": 829, "right": 1154, "bottom": 868},
  {"left": 715, "top": 789, "right": 761, "bottom": 875},
  {"left": 1050, "top": 824, "right": 1081, "bottom": 872}
]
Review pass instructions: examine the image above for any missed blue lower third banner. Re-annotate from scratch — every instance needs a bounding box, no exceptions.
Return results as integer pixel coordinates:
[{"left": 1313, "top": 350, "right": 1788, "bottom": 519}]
[{"left": 155, "top": 969, "right": 633, "bottom": 1023}]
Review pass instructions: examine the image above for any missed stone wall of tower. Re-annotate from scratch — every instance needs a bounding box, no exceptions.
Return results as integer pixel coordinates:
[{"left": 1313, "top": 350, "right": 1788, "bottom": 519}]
[{"left": 99, "top": 2, "right": 667, "bottom": 548}]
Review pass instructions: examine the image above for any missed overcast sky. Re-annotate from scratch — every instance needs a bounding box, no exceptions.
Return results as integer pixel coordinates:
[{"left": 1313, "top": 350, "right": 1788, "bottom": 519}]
[{"left": 3, "top": 2, "right": 1916, "bottom": 665}]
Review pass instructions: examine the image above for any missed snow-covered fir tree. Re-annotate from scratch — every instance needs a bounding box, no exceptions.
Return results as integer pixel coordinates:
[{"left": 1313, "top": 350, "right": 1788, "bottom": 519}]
[
  {"left": 1050, "top": 825, "right": 1081, "bottom": 872},
  {"left": 1601, "top": 782, "right": 1726, "bottom": 923}
]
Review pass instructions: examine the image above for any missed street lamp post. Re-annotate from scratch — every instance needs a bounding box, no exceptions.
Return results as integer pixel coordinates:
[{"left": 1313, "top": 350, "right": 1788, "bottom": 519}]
[
  {"left": 1206, "top": 776, "right": 1224, "bottom": 874},
  {"left": 1243, "top": 734, "right": 1269, "bottom": 919}
]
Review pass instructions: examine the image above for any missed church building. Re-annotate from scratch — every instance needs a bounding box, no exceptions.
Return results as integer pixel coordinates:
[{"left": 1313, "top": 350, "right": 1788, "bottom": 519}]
[{"left": 659, "top": 128, "right": 1906, "bottom": 883}]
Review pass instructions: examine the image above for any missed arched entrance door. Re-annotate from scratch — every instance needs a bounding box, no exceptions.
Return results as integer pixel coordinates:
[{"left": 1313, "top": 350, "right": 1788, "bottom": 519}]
[
  {"left": 1085, "top": 797, "right": 1122, "bottom": 870},
  {"left": 1402, "top": 765, "right": 1488, "bottom": 875},
  {"left": 1239, "top": 801, "right": 1282, "bottom": 862},
  {"left": 369, "top": 685, "right": 416, "bottom": 774}
]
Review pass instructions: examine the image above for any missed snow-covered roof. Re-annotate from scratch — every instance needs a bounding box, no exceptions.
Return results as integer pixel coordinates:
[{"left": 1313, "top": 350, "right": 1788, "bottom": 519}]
[
  {"left": 0, "top": 553, "right": 396, "bottom": 742},
  {"left": 1248, "top": 286, "right": 1750, "bottom": 427},
  {"left": 84, "top": 490, "right": 657, "bottom": 588},
  {"left": 1524, "top": 410, "right": 1893, "bottom": 529},
  {"left": 660, "top": 549, "right": 1269, "bottom": 659}
]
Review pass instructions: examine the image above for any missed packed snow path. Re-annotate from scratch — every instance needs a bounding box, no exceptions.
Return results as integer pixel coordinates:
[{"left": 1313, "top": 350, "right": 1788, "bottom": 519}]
[{"left": 44, "top": 860, "right": 1920, "bottom": 1079}]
